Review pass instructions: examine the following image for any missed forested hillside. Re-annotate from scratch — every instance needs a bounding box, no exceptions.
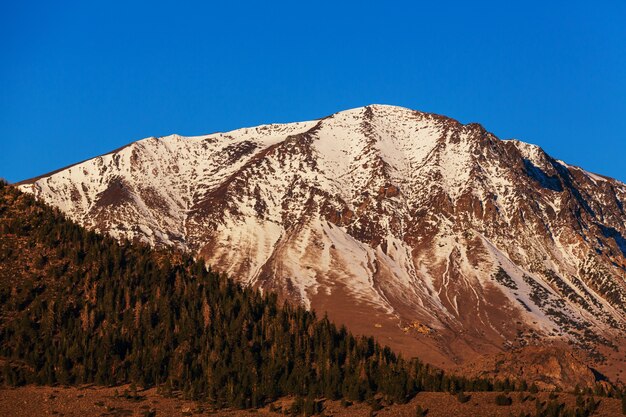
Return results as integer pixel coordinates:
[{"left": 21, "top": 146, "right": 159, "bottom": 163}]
[{"left": 0, "top": 181, "right": 494, "bottom": 409}]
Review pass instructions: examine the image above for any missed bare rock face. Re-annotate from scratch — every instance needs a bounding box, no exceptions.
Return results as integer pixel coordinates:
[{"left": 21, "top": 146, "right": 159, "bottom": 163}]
[
  {"left": 456, "top": 345, "right": 598, "bottom": 391},
  {"left": 18, "top": 105, "right": 626, "bottom": 380}
]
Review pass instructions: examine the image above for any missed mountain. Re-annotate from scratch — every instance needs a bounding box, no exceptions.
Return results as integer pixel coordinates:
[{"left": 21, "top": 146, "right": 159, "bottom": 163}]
[
  {"left": 18, "top": 104, "right": 626, "bottom": 378},
  {"left": 0, "top": 182, "right": 621, "bottom": 417}
]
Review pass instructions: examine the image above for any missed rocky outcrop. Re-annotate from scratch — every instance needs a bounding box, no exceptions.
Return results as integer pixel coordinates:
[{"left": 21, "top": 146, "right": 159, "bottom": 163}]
[{"left": 456, "top": 346, "right": 600, "bottom": 391}]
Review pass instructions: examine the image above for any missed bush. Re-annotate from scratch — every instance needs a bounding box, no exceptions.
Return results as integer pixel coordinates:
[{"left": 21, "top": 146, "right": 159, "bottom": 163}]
[
  {"left": 415, "top": 404, "right": 428, "bottom": 416},
  {"left": 304, "top": 397, "right": 324, "bottom": 416},
  {"left": 268, "top": 403, "right": 281, "bottom": 412},
  {"left": 456, "top": 391, "right": 471, "bottom": 403},
  {"left": 369, "top": 399, "right": 383, "bottom": 411},
  {"left": 291, "top": 396, "right": 303, "bottom": 415},
  {"left": 495, "top": 394, "right": 512, "bottom": 406}
]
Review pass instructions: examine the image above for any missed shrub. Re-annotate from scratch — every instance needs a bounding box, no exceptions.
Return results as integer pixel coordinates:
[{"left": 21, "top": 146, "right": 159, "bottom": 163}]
[
  {"left": 495, "top": 394, "right": 513, "bottom": 406},
  {"left": 456, "top": 391, "right": 471, "bottom": 403},
  {"left": 415, "top": 404, "right": 428, "bottom": 416}
]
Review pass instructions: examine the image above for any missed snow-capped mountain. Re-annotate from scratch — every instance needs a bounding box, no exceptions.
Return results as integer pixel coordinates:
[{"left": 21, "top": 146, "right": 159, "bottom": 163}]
[{"left": 18, "top": 105, "right": 626, "bottom": 375}]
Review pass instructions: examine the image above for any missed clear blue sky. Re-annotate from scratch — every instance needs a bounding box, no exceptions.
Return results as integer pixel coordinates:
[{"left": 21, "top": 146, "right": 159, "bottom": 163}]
[{"left": 1, "top": 1, "right": 625, "bottom": 183}]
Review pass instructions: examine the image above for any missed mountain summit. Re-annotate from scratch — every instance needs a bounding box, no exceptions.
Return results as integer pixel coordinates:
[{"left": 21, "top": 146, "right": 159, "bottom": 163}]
[{"left": 19, "top": 105, "right": 626, "bottom": 376}]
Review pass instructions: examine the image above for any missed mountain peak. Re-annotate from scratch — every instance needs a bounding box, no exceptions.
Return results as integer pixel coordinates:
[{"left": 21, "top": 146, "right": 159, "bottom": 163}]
[{"left": 333, "top": 103, "right": 414, "bottom": 113}]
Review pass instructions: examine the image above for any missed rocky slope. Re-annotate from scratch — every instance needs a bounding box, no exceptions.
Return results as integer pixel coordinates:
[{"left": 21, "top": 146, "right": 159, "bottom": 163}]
[
  {"left": 456, "top": 345, "right": 599, "bottom": 391},
  {"left": 18, "top": 105, "right": 626, "bottom": 377}
]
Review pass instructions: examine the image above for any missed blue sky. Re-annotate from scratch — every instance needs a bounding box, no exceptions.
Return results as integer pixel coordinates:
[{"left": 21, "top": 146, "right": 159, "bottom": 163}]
[{"left": 1, "top": 1, "right": 625, "bottom": 183}]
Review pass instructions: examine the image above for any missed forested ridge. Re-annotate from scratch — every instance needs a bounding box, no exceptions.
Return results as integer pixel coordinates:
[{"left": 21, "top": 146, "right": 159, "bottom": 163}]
[{"left": 1, "top": 181, "right": 623, "bottom": 416}]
